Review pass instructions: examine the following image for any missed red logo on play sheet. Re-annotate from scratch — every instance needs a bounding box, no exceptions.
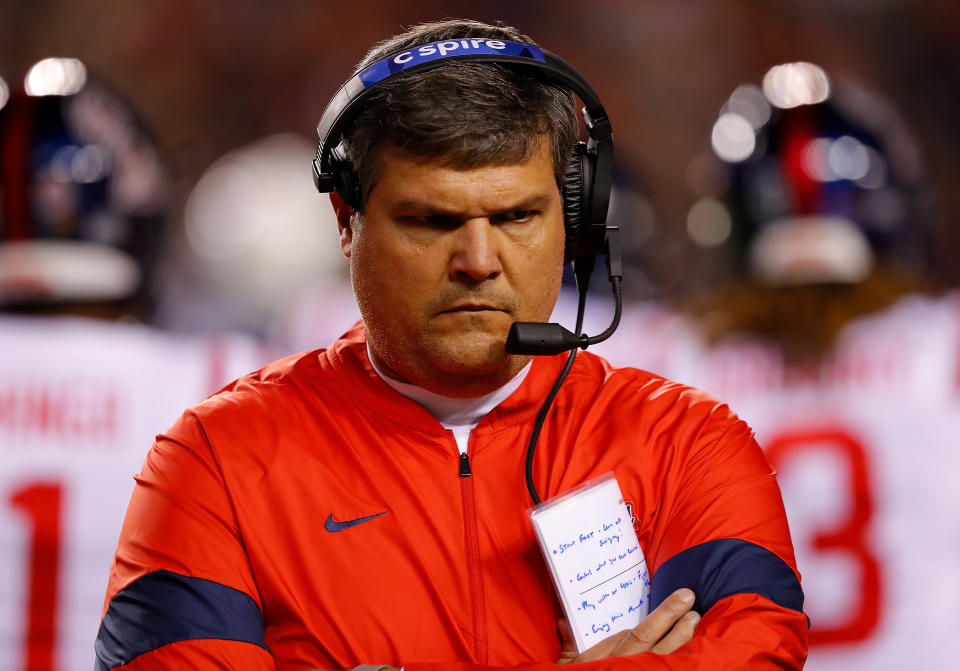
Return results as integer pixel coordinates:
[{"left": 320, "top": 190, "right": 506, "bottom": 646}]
[{"left": 623, "top": 499, "right": 641, "bottom": 531}]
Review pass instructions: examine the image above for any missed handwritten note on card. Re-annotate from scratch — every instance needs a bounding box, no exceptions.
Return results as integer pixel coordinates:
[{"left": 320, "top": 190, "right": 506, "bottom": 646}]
[{"left": 528, "top": 473, "right": 650, "bottom": 653}]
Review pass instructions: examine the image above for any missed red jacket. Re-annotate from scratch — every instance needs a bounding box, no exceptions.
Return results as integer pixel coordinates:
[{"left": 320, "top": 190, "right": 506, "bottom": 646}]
[{"left": 97, "top": 325, "right": 807, "bottom": 669}]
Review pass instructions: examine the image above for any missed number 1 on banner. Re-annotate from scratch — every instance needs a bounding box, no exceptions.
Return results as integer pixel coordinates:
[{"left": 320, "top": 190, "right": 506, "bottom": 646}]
[{"left": 10, "top": 482, "right": 62, "bottom": 671}]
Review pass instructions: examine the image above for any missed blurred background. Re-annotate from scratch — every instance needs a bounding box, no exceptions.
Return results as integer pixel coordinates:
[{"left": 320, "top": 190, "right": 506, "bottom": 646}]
[
  {"left": 3, "top": 0, "right": 960, "bottom": 338},
  {"left": 2, "top": 1, "right": 959, "bottom": 669}
]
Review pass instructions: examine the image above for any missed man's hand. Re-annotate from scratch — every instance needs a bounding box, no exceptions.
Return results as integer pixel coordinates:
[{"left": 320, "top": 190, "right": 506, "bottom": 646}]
[
  {"left": 307, "top": 591, "right": 698, "bottom": 671},
  {"left": 557, "top": 588, "right": 701, "bottom": 664}
]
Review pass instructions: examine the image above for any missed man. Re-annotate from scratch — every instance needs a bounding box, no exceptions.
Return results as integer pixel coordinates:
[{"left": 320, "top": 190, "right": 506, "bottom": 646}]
[
  {"left": 96, "top": 19, "right": 807, "bottom": 670},
  {"left": 0, "top": 66, "right": 264, "bottom": 670}
]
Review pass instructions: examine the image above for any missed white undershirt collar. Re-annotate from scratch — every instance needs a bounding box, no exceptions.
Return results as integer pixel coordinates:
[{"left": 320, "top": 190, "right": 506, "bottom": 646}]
[{"left": 366, "top": 343, "right": 531, "bottom": 454}]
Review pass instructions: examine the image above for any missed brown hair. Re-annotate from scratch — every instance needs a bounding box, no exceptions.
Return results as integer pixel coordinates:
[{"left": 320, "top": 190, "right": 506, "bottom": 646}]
[
  {"left": 691, "top": 264, "right": 931, "bottom": 365},
  {"left": 340, "top": 19, "right": 578, "bottom": 210}
]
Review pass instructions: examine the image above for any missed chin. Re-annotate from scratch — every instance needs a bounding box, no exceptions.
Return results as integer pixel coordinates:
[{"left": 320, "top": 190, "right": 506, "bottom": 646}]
[{"left": 429, "top": 331, "right": 509, "bottom": 376}]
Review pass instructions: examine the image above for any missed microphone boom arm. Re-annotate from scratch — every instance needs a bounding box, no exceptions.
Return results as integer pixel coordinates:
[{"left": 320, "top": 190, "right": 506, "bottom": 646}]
[{"left": 505, "top": 225, "right": 623, "bottom": 356}]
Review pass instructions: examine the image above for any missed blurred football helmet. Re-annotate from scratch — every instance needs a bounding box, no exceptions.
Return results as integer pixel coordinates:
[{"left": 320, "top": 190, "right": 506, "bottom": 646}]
[
  {"left": 697, "top": 63, "right": 931, "bottom": 286},
  {"left": 687, "top": 63, "right": 935, "bottom": 360},
  {"left": 0, "top": 59, "right": 167, "bottom": 315}
]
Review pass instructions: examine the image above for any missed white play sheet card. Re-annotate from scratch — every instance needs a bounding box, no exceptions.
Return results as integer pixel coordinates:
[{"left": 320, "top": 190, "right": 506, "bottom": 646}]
[{"left": 528, "top": 473, "right": 650, "bottom": 653}]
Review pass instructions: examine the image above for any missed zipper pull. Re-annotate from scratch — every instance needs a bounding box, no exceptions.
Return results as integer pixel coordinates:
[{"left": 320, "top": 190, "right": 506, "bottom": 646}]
[{"left": 459, "top": 452, "right": 472, "bottom": 477}]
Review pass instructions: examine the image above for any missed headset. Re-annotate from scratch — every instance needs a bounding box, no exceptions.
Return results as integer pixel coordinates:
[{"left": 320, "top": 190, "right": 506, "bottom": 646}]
[
  {"left": 313, "top": 38, "right": 623, "bottom": 503},
  {"left": 313, "top": 38, "right": 615, "bottom": 264}
]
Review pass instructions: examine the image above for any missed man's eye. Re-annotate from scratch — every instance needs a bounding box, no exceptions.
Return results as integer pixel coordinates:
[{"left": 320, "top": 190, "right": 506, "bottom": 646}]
[
  {"left": 498, "top": 210, "right": 536, "bottom": 224},
  {"left": 403, "top": 215, "right": 459, "bottom": 229},
  {"left": 424, "top": 214, "right": 460, "bottom": 228}
]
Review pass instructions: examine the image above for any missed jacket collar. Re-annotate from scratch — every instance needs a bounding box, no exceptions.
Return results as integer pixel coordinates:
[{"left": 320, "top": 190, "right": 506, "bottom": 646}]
[{"left": 323, "top": 321, "right": 573, "bottom": 434}]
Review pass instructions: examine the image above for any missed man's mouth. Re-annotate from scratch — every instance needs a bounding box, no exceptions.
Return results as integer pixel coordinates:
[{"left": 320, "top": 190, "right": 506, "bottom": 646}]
[{"left": 440, "top": 303, "right": 505, "bottom": 314}]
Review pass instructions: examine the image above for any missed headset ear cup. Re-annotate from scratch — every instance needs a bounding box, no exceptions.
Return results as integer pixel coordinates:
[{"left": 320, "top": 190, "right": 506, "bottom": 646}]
[
  {"left": 562, "top": 142, "right": 593, "bottom": 263},
  {"left": 330, "top": 144, "right": 363, "bottom": 211}
]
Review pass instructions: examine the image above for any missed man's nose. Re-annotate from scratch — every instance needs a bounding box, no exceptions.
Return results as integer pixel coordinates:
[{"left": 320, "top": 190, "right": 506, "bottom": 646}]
[{"left": 449, "top": 218, "right": 503, "bottom": 282}]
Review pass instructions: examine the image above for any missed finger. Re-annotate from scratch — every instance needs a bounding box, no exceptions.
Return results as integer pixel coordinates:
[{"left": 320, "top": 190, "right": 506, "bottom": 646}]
[
  {"left": 609, "top": 588, "right": 695, "bottom": 656},
  {"left": 651, "top": 609, "right": 701, "bottom": 655},
  {"left": 567, "top": 628, "right": 632, "bottom": 663},
  {"left": 556, "top": 620, "right": 577, "bottom": 665}
]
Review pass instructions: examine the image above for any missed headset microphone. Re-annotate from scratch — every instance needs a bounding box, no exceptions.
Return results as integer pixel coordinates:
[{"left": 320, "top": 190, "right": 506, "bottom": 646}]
[
  {"left": 505, "top": 224, "right": 623, "bottom": 356},
  {"left": 508, "top": 224, "right": 623, "bottom": 506}
]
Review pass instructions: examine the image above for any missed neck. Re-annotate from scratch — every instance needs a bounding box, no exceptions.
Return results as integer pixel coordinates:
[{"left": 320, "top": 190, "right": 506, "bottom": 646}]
[
  {"left": 367, "top": 345, "right": 532, "bottom": 398},
  {"left": 368, "top": 346, "right": 532, "bottom": 427}
]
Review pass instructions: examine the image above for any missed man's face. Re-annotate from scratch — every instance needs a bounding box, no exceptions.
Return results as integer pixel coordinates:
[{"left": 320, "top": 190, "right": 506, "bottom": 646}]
[{"left": 335, "top": 139, "right": 565, "bottom": 397}]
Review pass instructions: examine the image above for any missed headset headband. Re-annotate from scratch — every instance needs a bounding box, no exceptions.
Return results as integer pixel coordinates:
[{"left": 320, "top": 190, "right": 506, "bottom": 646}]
[{"left": 312, "top": 38, "right": 612, "bottom": 197}]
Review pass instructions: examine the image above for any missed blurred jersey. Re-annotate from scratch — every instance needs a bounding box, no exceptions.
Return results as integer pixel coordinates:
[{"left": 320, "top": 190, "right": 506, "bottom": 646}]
[
  {"left": 555, "top": 288, "right": 960, "bottom": 670},
  {"left": 0, "top": 315, "right": 268, "bottom": 670}
]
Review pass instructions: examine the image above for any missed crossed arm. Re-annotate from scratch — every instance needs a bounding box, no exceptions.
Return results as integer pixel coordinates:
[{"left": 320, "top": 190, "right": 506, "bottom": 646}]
[
  {"left": 312, "top": 588, "right": 701, "bottom": 671},
  {"left": 96, "top": 406, "right": 808, "bottom": 670}
]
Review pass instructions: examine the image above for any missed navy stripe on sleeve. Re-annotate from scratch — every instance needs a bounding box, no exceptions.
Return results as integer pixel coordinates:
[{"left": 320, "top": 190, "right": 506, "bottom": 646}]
[
  {"left": 94, "top": 570, "right": 268, "bottom": 670},
  {"left": 650, "top": 538, "right": 804, "bottom": 615}
]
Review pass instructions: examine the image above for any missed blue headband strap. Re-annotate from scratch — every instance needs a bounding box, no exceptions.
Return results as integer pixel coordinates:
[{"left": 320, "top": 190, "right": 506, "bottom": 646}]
[{"left": 357, "top": 39, "right": 546, "bottom": 87}]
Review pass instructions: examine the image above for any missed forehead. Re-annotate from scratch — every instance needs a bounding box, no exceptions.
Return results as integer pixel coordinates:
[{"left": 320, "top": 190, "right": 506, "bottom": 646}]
[{"left": 368, "top": 141, "right": 558, "bottom": 211}]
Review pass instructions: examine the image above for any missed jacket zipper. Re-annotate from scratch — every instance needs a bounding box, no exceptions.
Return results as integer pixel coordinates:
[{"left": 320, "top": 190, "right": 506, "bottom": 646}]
[{"left": 459, "top": 446, "right": 488, "bottom": 663}]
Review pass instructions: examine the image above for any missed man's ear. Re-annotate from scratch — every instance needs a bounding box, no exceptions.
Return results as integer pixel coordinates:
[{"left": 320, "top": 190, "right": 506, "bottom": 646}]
[{"left": 330, "top": 191, "right": 356, "bottom": 258}]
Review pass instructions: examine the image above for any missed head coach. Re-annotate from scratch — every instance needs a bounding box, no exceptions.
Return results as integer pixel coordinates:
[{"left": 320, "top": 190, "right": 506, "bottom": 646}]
[{"left": 95, "top": 19, "right": 808, "bottom": 671}]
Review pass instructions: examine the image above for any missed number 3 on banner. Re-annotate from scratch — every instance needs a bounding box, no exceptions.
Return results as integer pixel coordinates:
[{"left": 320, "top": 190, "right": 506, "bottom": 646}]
[
  {"left": 9, "top": 482, "right": 62, "bottom": 671},
  {"left": 765, "top": 428, "right": 881, "bottom": 645}
]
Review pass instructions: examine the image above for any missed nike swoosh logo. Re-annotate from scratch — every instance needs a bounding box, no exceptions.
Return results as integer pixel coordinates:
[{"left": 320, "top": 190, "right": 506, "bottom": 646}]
[{"left": 324, "top": 511, "right": 389, "bottom": 533}]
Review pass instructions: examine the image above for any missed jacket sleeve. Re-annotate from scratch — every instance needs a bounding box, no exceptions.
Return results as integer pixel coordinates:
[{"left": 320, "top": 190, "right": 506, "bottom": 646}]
[
  {"left": 640, "top": 411, "right": 808, "bottom": 669},
  {"left": 95, "top": 410, "right": 276, "bottom": 670}
]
